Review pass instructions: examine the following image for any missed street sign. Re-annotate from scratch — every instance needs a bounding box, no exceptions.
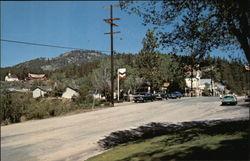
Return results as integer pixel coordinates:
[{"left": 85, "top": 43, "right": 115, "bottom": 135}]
[{"left": 163, "top": 82, "right": 170, "bottom": 87}]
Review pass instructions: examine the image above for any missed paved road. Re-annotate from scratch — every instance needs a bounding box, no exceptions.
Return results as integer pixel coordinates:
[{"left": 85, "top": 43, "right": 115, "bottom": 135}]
[{"left": 1, "top": 97, "right": 249, "bottom": 161}]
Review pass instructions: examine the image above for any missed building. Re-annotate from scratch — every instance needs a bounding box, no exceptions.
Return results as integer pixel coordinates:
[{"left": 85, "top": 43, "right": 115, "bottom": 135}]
[
  {"left": 199, "top": 79, "right": 213, "bottom": 90},
  {"left": 199, "top": 79, "right": 214, "bottom": 96},
  {"left": 33, "top": 86, "right": 52, "bottom": 98},
  {"left": 62, "top": 86, "right": 79, "bottom": 99},
  {"left": 184, "top": 70, "right": 201, "bottom": 96},
  {"left": 5, "top": 73, "right": 19, "bottom": 82},
  {"left": 26, "top": 73, "right": 48, "bottom": 81}
]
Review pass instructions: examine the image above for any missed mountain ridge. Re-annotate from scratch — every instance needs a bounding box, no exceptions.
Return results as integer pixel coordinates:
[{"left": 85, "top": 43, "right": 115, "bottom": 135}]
[{"left": 10, "top": 50, "right": 108, "bottom": 71}]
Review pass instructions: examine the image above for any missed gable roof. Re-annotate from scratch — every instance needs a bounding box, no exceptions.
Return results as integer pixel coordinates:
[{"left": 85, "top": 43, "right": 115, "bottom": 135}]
[
  {"left": 35, "top": 86, "right": 52, "bottom": 92},
  {"left": 6, "top": 73, "right": 18, "bottom": 79},
  {"left": 28, "top": 73, "right": 46, "bottom": 79},
  {"left": 67, "top": 85, "right": 79, "bottom": 92}
]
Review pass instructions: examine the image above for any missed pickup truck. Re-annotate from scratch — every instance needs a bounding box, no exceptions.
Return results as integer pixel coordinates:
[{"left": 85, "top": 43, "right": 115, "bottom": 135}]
[{"left": 133, "top": 92, "right": 154, "bottom": 103}]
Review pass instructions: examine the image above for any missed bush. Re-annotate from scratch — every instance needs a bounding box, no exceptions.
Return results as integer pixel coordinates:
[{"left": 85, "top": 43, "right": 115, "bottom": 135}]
[
  {"left": 202, "top": 89, "right": 211, "bottom": 96},
  {"left": 0, "top": 91, "right": 75, "bottom": 124},
  {"left": 26, "top": 99, "right": 73, "bottom": 119},
  {"left": 0, "top": 91, "right": 31, "bottom": 124}
]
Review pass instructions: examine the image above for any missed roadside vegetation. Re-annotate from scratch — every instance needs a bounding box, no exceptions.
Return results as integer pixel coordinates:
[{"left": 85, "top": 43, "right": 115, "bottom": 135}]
[
  {"left": 0, "top": 91, "right": 110, "bottom": 125},
  {"left": 87, "top": 120, "right": 249, "bottom": 161},
  {"left": 1, "top": 30, "right": 249, "bottom": 125}
]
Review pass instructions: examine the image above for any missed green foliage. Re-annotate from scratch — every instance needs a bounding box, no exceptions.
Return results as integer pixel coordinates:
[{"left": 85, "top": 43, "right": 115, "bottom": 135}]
[
  {"left": 0, "top": 92, "right": 75, "bottom": 125},
  {"left": 1, "top": 47, "right": 249, "bottom": 125},
  {"left": 25, "top": 99, "right": 73, "bottom": 119},
  {"left": 120, "top": 0, "right": 250, "bottom": 62},
  {"left": 0, "top": 91, "right": 32, "bottom": 124},
  {"left": 87, "top": 120, "right": 249, "bottom": 161},
  {"left": 202, "top": 89, "right": 211, "bottom": 96},
  {"left": 75, "top": 76, "right": 93, "bottom": 104},
  {"left": 31, "top": 80, "right": 45, "bottom": 90},
  {"left": 91, "top": 58, "right": 112, "bottom": 100},
  {"left": 137, "top": 29, "right": 163, "bottom": 91}
]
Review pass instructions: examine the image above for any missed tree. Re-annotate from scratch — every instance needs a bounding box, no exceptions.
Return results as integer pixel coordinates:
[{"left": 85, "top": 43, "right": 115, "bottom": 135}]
[
  {"left": 120, "top": 0, "right": 250, "bottom": 62},
  {"left": 91, "top": 59, "right": 113, "bottom": 101},
  {"left": 137, "top": 29, "right": 163, "bottom": 92},
  {"left": 160, "top": 54, "right": 186, "bottom": 92}
]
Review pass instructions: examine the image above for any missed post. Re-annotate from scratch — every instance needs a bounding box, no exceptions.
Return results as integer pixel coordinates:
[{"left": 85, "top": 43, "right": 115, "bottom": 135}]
[
  {"left": 191, "top": 68, "right": 193, "bottom": 97},
  {"left": 117, "top": 69, "right": 120, "bottom": 101},
  {"left": 210, "top": 68, "right": 214, "bottom": 96},
  {"left": 103, "top": 5, "right": 120, "bottom": 106},
  {"left": 110, "top": 5, "right": 114, "bottom": 107}
]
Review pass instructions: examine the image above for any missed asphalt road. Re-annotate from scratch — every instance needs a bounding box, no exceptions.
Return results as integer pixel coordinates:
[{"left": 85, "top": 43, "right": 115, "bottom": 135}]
[{"left": 1, "top": 97, "right": 249, "bottom": 161}]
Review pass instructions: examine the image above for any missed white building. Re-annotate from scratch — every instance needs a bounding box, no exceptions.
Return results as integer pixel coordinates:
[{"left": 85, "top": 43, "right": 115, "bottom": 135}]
[
  {"left": 62, "top": 86, "right": 79, "bottom": 99},
  {"left": 5, "top": 73, "right": 19, "bottom": 82},
  {"left": 33, "top": 86, "right": 52, "bottom": 98},
  {"left": 199, "top": 79, "right": 213, "bottom": 90},
  {"left": 185, "top": 77, "right": 200, "bottom": 89}
]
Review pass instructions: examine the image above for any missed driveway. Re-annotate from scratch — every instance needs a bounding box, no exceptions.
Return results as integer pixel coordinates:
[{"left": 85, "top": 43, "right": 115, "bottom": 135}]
[{"left": 1, "top": 97, "right": 249, "bottom": 161}]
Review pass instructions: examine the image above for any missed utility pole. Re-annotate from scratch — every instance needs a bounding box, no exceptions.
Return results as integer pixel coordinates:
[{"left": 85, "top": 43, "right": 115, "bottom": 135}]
[
  {"left": 191, "top": 68, "right": 193, "bottom": 97},
  {"left": 104, "top": 4, "right": 120, "bottom": 107}
]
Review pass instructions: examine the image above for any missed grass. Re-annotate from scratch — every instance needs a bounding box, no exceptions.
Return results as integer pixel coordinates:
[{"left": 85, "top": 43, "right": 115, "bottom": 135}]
[{"left": 87, "top": 120, "right": 249, "bottom": 161}]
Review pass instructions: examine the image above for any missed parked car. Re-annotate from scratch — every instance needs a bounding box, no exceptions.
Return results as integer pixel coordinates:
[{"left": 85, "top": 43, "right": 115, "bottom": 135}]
[
  {"left": 244, "top": 95, "right": 250, "bottom": 102},
  {"left": 221, "top": 94, "right": 237, "bottom": 105},
  {"left": 174, "top": 91, "right": 183, "bottom": 98},
  {"left": 153, "top": 93, "right": 163, "bottom": 101},
  {"left": 168, "top": 91, "right": 183, "bottom": 99},
  {"left": 159, "top": 91, "right": 168, "bottom": 100},
  {"left": 133, "top": 92, "right": 154, "bottom": 103}
]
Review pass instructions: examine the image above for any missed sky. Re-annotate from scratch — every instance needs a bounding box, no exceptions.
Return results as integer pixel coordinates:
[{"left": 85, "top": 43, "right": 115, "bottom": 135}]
[
  {"left": 1, "top": 1, "right": 151, "bottom": 67},
  {"left": 1, "top": 1, "right": 247, "bottom": 67}
]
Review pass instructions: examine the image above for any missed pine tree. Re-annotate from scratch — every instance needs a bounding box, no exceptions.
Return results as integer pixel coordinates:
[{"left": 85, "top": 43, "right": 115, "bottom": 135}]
[{"left": 137, "top": 29, "right": 162, "bottom": 92}]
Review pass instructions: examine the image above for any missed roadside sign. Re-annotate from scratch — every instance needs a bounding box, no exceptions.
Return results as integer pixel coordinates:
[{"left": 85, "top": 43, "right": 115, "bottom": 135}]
[
  {"left": 163, "top": 82, "right": 170, "bottom": 87},
  {"left": 245, "top": 64, "right": 250, "bottom": 70},
  {"left": 118, "top": 68, "right": 126, "bottom": 79}
]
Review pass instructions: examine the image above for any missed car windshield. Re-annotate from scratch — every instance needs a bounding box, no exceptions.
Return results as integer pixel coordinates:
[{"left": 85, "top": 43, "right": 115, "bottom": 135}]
[{"left": 224, "top": 96, "right": 234, "bottom": 99}]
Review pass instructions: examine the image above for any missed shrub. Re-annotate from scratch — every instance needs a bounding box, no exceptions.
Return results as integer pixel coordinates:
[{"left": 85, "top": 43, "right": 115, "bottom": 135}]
[{"left": 0, "top": 91, "right": 31, "bottom": 124}]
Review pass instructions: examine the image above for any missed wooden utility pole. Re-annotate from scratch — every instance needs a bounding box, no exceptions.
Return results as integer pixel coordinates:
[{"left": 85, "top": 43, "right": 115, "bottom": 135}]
[{"left": 104, "top": 4, "right": 120, "bottom": 107}]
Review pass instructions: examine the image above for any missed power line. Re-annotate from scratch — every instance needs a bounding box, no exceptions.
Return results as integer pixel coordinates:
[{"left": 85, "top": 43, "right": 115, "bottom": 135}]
[{"left": 0, "top": 39, "right": 111, "bottom": 53}]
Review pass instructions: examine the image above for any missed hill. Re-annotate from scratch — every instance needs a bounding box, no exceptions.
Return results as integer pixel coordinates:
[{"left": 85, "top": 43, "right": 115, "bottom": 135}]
[{"left": 12, "top": 50, "right": 107, "bottom": 71}]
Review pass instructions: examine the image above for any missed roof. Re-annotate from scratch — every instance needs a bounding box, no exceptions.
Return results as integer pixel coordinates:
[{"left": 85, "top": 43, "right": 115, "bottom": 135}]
[
  {"left": 28, "top": 73, "right": 46, "bottom": 78},
  {"left": 67, "top": 85, "right": 79, "bottom": 91},
  {"left": 6, "top": 73, "right": 18, "bottom": 79},
  {"left": 35, "top": 86, "right": 52, "bottom": 92},
  {"left": 200, "top": 79, "right": 212, "bottom": 85}
]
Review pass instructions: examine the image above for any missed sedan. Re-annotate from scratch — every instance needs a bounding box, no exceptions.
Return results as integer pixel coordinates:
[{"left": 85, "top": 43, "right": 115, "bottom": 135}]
[
  {"left": 168, "top": 91, "right": 183, "bottom": 99},
  {"left": 133, "top": 92, "right": 154, "bottom": 103},
  {"left": 221, "top": 94, "right": 237, "bottom": 105}
]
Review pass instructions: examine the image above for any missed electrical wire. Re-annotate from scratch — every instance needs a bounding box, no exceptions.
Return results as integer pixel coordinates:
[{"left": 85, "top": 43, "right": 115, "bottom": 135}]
[{"left": 1, "top": 39, "right": 112, "bottom": 53}]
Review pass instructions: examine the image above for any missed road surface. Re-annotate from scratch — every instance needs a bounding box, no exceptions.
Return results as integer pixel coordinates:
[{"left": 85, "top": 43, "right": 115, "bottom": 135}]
[{"left": 1, "top": 97, "right": 249, "bottom": 161}]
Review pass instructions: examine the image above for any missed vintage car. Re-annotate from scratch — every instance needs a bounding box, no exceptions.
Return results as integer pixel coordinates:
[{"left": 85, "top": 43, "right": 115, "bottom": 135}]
[
  {"left": 133, "top": 92, "right": 154, "bottom": 103},
  {"left": 168, "top": 91, "right": 183, "bottom": 99},
  {"left": 221, "top": 94, "right": 237, "bottom": 105}
]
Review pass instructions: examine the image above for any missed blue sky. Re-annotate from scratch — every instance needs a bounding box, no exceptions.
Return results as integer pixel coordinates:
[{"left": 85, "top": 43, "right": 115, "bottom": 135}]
[
  {"left": 1, "top": 1, "right": 247, "bottom": 67},
  {"left": 1, "top": 1, "right": 151, "bottom": 67}
]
